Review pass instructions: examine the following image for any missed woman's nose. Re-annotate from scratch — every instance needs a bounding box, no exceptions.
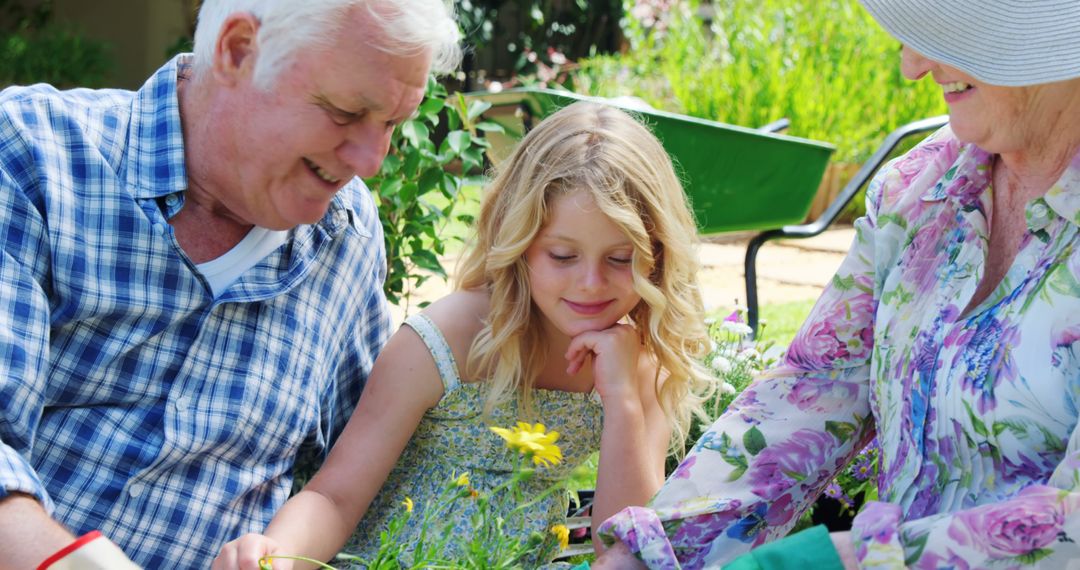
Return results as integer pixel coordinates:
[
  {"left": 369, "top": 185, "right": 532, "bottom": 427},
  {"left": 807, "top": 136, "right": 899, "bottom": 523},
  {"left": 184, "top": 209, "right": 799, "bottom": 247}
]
[{"left": 900, "top": 45, "right": 933, "bottom": 81}]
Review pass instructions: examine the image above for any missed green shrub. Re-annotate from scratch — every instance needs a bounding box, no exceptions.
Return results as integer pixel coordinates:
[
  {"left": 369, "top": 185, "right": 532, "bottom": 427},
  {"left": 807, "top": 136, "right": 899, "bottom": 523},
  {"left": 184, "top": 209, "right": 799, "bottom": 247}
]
[
  {"left": 576, "top": 0, "right": 946, "bottom": 165},
  {"left": 365, "top": 76, "right": 502, "bottom": 311},
  {"left": 0, "top": 25, "right": 111, "bottom": 88}
]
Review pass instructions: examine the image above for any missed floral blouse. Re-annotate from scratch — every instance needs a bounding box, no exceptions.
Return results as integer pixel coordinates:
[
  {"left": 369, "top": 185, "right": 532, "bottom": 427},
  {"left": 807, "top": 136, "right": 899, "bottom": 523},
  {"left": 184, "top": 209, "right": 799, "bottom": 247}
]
[{"left": 600, "top": 126, "right": 1080, "bottom": 569}]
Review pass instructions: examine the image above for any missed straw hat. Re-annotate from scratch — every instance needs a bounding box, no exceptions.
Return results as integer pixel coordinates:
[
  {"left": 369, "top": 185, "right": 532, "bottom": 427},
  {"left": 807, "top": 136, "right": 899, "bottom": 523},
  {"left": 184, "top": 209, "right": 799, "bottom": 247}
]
[{"left": 858, "top": 0, "right": 1080, "bottom": 86}]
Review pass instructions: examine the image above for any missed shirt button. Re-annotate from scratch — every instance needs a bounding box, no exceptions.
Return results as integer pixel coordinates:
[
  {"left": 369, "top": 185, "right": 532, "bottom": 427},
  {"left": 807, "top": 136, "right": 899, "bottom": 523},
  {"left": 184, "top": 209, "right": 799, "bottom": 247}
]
[
  {"left": 152, "top": 223, "right": 167, "bottom": 235},
  {"left": 1030, "top": 203, "right": 1049, "bottom": 219},
  {"left": 165, "top": 194, "right": 181, "bottom": 207},
  {"left": 128, "top": 482, "right": 145, "bottom": 498},
  {"left": 173, "top": 397, "right": 190, "bottom": 412}
]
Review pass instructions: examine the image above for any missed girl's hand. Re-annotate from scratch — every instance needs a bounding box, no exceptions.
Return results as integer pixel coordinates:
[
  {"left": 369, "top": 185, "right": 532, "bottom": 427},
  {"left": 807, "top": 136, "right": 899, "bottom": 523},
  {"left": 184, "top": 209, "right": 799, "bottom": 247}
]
[
  {"left": 212, "top": 534, "right": 291, "bottom": 570},
  {"left": 830, "top": 531, "right": 859, "bottom": 569},
  {"left": 565, "top": 323, "right": 641, "bottom": 404}
]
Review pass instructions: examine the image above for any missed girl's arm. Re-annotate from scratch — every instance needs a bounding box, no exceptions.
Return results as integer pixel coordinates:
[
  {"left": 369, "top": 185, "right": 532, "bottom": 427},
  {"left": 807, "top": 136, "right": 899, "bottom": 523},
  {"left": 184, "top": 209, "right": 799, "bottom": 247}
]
[
  {"left": 565, "top": 324, "right": 671, "bottom": 554},
  {"left": 213, "top": 323, "right": 447, "bottom": 570}
]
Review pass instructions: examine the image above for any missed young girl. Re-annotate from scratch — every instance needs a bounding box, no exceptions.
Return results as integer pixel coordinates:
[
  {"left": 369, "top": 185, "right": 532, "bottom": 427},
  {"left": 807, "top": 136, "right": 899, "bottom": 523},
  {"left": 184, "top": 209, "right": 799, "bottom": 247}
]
[{"left": 213, "top": 101, "right": 712, "bottom": 569}]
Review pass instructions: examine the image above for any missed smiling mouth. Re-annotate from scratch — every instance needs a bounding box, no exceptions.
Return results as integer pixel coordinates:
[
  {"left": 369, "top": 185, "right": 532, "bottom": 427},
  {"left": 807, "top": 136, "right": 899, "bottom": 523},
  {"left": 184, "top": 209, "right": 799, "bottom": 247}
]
[
  {"left": 942, "top": 81, "right": 973, "bottom": 95},
  {"left": 303, "top": 158, "right": 343, "bottom": 185},
  {"left": 564, "top": 299, "right": 614, "bottom": 315}
]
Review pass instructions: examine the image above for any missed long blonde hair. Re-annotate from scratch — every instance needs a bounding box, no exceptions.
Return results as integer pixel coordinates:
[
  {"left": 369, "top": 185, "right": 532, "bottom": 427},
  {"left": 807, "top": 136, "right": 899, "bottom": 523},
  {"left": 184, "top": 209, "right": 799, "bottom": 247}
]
[{"left": 456, "top": 101, "right": 712, "bottom": 456}]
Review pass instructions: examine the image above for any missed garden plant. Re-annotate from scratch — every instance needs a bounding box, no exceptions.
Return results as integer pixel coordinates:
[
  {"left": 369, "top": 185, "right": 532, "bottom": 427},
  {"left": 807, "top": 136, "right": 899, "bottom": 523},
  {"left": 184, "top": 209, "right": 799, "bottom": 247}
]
[{"left": 260, "top": 423, "right": 573, "bottom": 569}]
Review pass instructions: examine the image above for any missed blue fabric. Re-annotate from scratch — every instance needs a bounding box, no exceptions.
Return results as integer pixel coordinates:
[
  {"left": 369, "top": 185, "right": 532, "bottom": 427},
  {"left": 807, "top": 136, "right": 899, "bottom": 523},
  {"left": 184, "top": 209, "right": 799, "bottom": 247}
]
[{"left": 0, "top": 55, "right": 392, "bottom": 568}]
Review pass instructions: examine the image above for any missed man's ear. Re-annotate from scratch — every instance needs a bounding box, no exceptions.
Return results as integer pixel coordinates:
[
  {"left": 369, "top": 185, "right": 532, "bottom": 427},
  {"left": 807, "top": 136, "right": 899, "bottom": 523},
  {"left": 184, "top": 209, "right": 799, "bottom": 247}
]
[{"left": 212, "top": 12, "right": 259, "bottom": 85}]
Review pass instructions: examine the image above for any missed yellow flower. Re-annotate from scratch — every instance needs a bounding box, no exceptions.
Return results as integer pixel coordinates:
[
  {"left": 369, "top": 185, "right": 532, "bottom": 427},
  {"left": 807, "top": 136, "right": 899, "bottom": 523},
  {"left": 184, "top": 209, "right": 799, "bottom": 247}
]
[
  {"left": 490, "top": 422, "right": 563, "bottom": 467},
  {"left": 454, "top": 472, "right": 470, "bottom": 487},
  {"left": 402, "top": 497, "right": 414, "bottom": 513},
  {"left": 550, "top": 524, "right": 570, "bottom": 551}
]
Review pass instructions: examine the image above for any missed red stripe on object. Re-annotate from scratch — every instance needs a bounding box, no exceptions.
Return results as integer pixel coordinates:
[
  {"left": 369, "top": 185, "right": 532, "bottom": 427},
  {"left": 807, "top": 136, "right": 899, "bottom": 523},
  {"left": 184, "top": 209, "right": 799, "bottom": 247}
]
[{"left": 37, "top": 530, "right": 103, "bottom": 570}]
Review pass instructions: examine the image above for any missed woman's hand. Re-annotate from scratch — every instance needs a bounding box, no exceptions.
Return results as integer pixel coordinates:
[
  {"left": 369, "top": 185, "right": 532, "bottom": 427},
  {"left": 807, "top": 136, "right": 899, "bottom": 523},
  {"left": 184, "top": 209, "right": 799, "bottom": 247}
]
[
  {"left": 564, "top": 323, "right": 642, "bottom": 404},
  {"left": 211, "top": 534, "right": 290, "bottom": 570}
]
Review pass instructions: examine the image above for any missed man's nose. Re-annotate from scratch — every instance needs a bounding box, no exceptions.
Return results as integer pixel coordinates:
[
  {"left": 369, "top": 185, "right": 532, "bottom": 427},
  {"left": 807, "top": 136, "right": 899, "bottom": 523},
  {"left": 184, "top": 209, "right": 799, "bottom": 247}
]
[{"left": 337, "top": 124, "right": 393, "bottom": 179}]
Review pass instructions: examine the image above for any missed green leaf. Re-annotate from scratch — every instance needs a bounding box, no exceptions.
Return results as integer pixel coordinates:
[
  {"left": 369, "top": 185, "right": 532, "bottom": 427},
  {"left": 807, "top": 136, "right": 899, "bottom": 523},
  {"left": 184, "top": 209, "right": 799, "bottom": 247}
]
[
  {"left": 418, "top": 97, "right": 445, "bottom": 118},
  {"left": 418, "top": 168, "right": 443, "bottom": 194},
  {"left": 467, "top": 99, "right": 492, "bottom": 121},
  {"left": 446, "top": 131, "right": 472, "bottom": 156},
  {"left": 399, "top": 182, "right": 419, "bottom": 205},
  {"left": 826, "top": 420, "right": 857, "bottom": 442},
  {"left": 1015, "top": 548, "right": 1054, "bottom": 565},
  {"left": 400, "top": 120, "right": 429, "bottom": 147},
  {"left": 743, "top": 426, "right": 766, "bottom": 456},
  {"left": 476, "top": 119, "right": 506, "bottom": 133},
  {"left": 963, "top": 400, "right": 989, "bottom": 438},
  {"left": 903, "top": 531, "right": 930, "bottom": 566},
  {"left": 412, "top": 249, "right": 446, "bottom": 276},
  {"left": 375, "top": 178, "right": 403, "bottom": 197}
]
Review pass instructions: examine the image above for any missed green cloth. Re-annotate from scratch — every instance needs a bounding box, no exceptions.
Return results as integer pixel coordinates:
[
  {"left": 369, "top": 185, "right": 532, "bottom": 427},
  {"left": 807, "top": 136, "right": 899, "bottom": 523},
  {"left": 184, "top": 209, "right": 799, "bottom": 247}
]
[{"left": 722, "top": 525, "right": 845, "bottom": 570}]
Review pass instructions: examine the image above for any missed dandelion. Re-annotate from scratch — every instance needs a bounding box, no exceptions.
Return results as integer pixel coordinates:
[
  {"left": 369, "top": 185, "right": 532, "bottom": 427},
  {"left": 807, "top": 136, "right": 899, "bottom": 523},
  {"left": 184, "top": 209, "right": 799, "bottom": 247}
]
[
  {"left": 454, "top": 472, "right": 471, "bottom": 487},
  {"left": 550, "top": 524, "right": 570, "bottom": 551},
  {"left": 402, "top": 497, "right": 414, "bottom": 513},
  {"left": 490, "top": 422, "right": 563, "bottom": 467}
]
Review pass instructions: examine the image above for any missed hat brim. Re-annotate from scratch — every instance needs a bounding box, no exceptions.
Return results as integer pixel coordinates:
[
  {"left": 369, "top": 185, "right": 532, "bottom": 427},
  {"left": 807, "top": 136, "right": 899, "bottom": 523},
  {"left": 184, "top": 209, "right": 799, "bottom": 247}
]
[{"left": 859, "top": 0, "right": 1080, "bottom": 87}]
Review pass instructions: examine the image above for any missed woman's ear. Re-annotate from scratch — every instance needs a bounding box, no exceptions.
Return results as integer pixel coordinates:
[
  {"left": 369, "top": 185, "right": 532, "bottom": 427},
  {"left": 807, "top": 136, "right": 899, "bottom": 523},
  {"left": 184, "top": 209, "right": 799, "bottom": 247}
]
[{"left": 212, "top": 12, "right": 260, "bottom": 86}]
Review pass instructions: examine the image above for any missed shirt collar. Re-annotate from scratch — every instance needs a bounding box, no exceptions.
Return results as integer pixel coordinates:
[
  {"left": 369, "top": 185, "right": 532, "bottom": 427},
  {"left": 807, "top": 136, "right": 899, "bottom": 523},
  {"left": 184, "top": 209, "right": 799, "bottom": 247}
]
[
  {"left": 919, "top": 129, "right": 993, "bottom": 203},
  {"left": 122, "top": 54, "right": 365, "bottom": 236},
  {"left": 123, "top": 54, "right": 189, "bottom": 200},
  {"left": 919, "top": 126, "right": 1080, "bottom": 228},
  {"left": 1044, "top": 150, "right": 1080, "bottom": 227}
]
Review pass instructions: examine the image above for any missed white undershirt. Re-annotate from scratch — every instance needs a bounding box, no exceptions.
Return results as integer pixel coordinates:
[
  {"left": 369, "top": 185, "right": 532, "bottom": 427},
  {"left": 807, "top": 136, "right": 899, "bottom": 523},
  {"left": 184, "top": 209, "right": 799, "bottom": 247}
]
[{"left": 196, "top": 226, "right": 289, "bottom": 297}]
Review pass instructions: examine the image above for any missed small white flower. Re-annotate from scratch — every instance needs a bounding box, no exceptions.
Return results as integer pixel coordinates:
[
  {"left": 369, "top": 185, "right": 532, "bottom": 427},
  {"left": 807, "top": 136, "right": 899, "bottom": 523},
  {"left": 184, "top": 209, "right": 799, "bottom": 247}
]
[
  {"left": 720, "top": 321, "right": 754, "bottom": 337},
  {"left": 709, "top": 339, "right": 718, "bottom": 352},
  {"left": 718, "top": 381, "right": 737, "bottom": 395},
  {"left": 738, "top": 348, "right": 761, "bottom": 361},
  {"left": 711, "top": 355, "right": 733, "bottom": 373},
  {"left": 704, "top": 316, "right": 717, "bottom": 325}
]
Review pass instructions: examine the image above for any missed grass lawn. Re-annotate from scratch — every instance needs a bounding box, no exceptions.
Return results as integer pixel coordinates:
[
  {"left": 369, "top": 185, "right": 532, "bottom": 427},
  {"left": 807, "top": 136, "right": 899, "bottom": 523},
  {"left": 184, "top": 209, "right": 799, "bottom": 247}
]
[{"left": 757, "top": 298, "right": 816, "bottom": 347}]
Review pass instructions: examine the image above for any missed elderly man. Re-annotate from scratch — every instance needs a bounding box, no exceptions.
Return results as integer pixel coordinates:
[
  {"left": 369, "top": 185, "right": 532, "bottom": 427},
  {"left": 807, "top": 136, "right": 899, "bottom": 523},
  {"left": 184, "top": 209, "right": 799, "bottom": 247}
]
[{"left": 0, "top": 0, "right": 459, "bottom": 568}]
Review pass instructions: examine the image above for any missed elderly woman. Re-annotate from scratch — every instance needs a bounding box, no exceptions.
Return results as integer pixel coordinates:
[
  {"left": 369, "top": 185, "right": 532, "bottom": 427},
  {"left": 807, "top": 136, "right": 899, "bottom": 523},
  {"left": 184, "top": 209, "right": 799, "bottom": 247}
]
[{"left": 592, "top": 0, "right": 1080, "bottom": 568}]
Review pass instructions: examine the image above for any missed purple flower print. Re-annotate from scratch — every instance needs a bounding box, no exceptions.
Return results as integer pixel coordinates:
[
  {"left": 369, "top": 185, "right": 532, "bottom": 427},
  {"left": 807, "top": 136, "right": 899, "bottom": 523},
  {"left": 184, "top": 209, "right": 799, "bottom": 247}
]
[
  {"left": 1051, "top": 323, "right": 1080, "bottom": 367},
  {"left": 902, "top": 211, "right": 952, "bottom": 296},
  {"left": 948, "top": 489, "right": 1064, "bottom": 558},
  {"left": 670, "top": 509, "right": 742, "bottom": 553},
  {"left": 785, "top": 376, "right": 861, "bottom": 413},
  {"left": 786, "top": 318, "right": 848, "bottom": 371},
  {"left": 912, "top": 551, "right": 972, "bottom": 570},
  {"left": 765, "top": 493, "right": 796, "bottom": 527},
  {"left": 946, "top": 314, "right": 1021, "bottom": 414},
  {"left": 748, "top": 429, "right": 836, "bottom": 500},
  {"left": 852, "top": 502, "right": 902, "bottom": 560},
  {"left": 671, "top": 455, "right": 697, "bottom": 480}
]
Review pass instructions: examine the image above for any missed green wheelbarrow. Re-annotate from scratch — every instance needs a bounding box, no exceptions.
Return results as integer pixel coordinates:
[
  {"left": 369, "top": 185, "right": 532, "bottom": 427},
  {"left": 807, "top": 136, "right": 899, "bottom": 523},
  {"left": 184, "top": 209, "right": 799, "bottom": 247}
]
[{"left": 464, "top": 87, "right": 947, "bottom": 334}]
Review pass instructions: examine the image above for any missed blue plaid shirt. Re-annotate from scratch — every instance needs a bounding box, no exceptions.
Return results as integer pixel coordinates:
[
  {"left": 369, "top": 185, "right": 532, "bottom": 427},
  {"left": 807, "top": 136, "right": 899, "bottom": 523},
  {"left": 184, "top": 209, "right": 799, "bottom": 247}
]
[{"left": 0, "top": 55, "right": 392, "bottom": 568}]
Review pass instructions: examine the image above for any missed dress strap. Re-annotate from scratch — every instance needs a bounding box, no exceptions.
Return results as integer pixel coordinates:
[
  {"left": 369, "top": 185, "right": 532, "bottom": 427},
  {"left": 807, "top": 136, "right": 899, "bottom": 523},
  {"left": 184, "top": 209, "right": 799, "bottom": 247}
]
[{"left": 402, "top": 313, "right": 463, "bottom": 394}]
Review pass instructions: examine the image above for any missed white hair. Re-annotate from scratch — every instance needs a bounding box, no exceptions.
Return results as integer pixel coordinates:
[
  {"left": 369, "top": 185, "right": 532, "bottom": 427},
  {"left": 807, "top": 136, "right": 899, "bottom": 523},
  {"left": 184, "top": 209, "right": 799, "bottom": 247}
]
[{"left": 192, "top": 0, "right": 461, "bottom": 88}]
